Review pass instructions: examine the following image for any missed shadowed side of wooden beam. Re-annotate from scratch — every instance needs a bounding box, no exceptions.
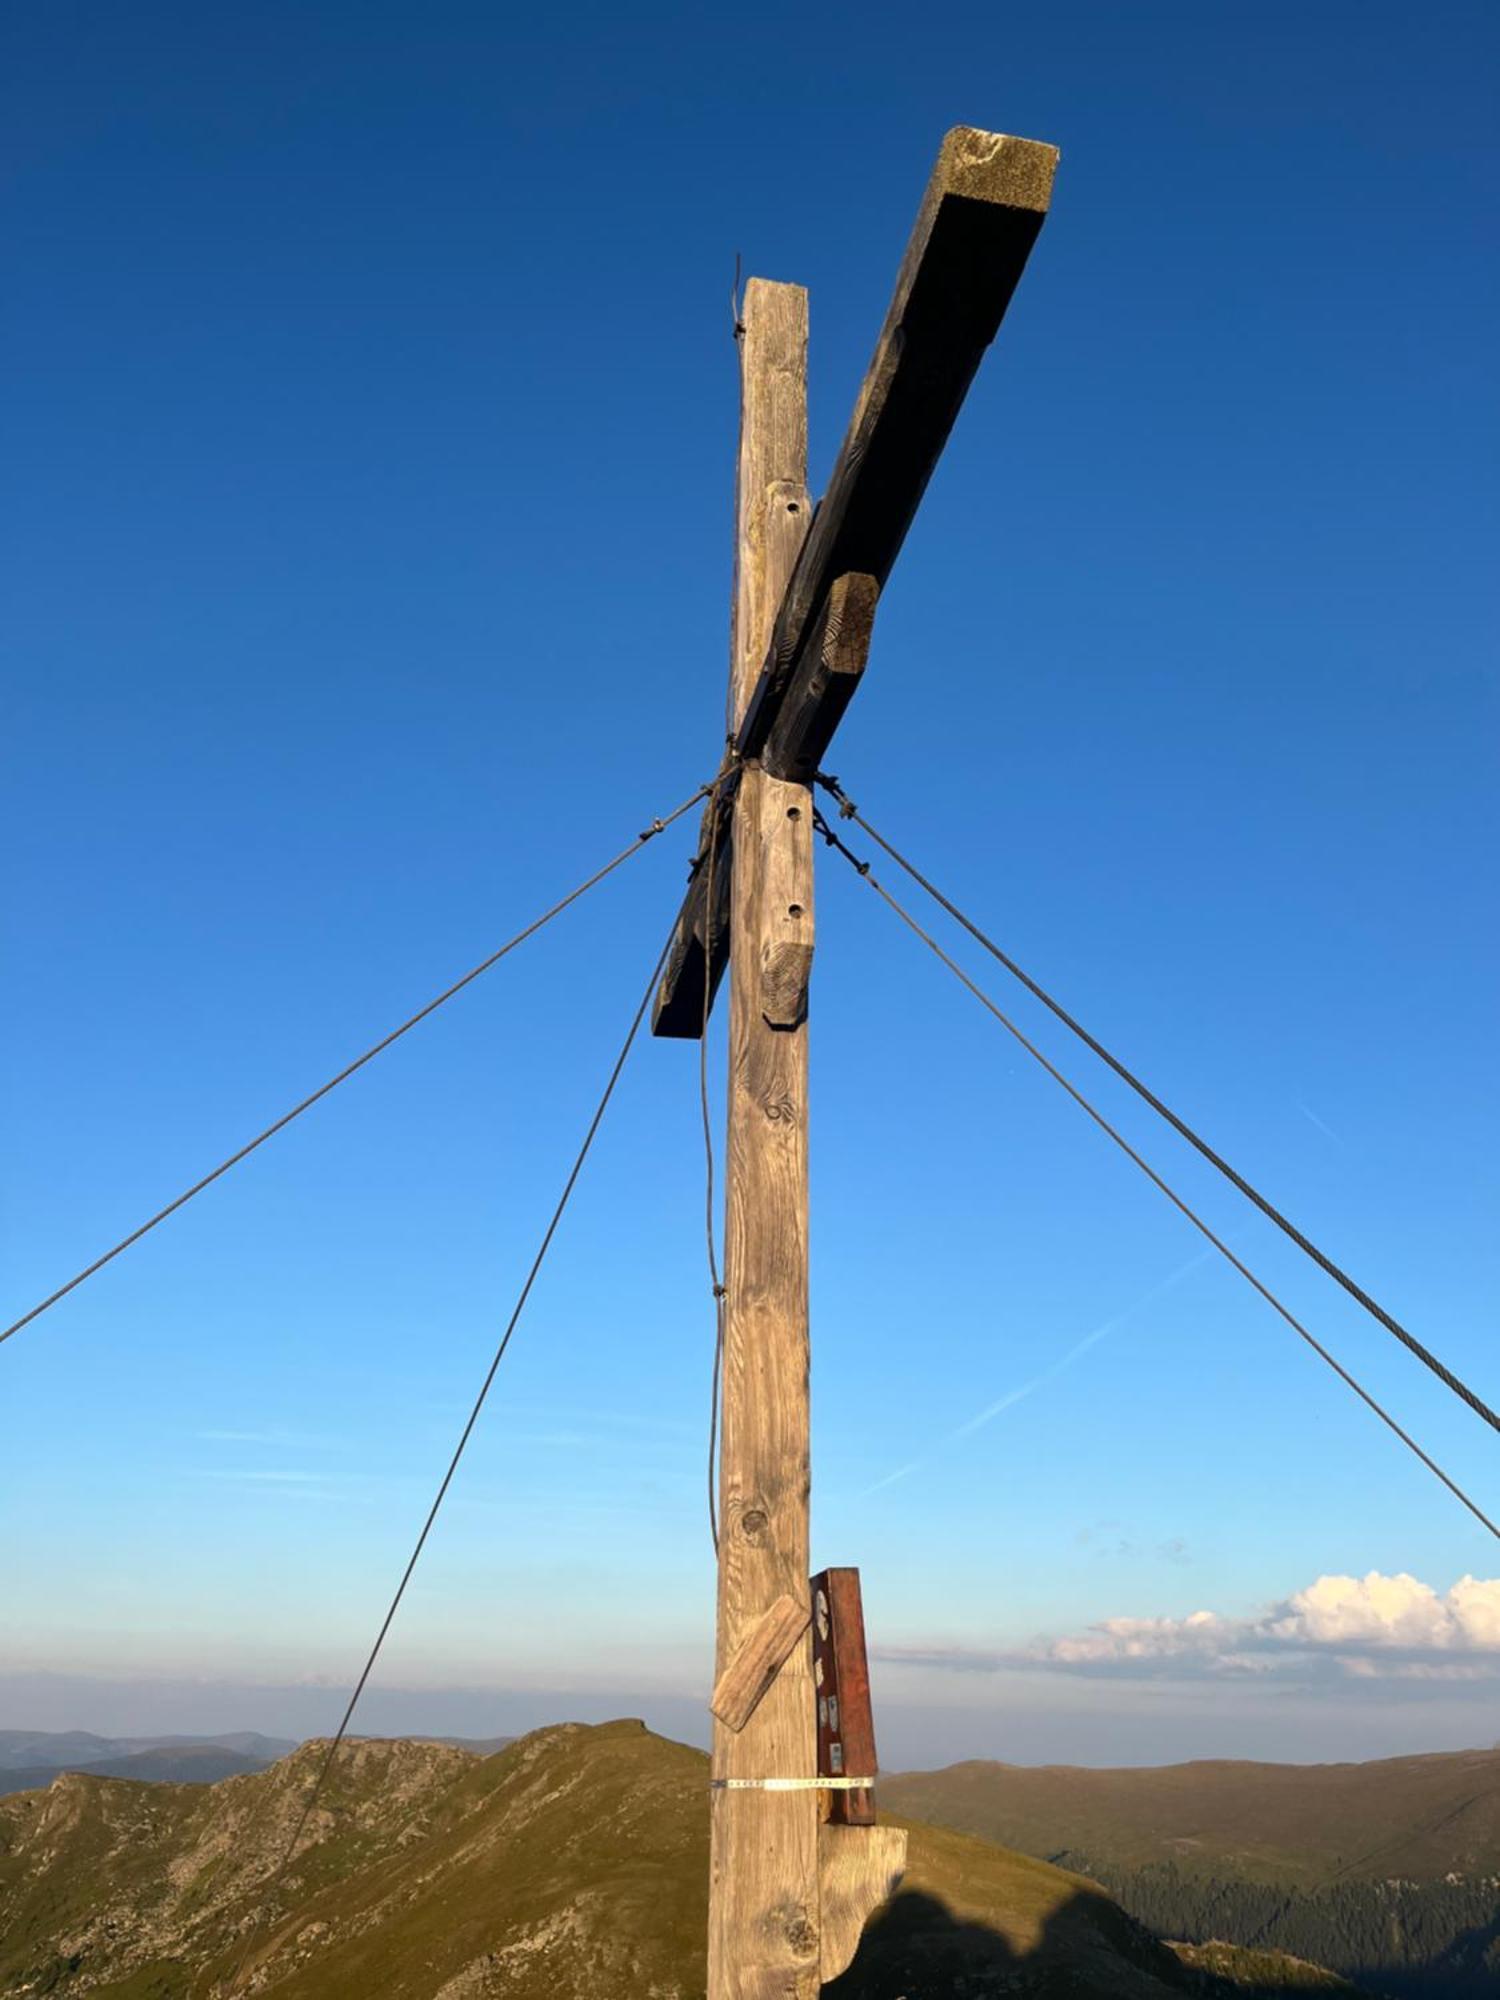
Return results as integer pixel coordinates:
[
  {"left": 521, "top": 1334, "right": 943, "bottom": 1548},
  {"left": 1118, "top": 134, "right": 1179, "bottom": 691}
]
[
  {"left": 762, "top": 572, "right": 879, "bottom": 783},
  {"left": 738, "top": 126, "right": 1057, "bottom": 760},
  {"left": 652, "top": 784, "right": 736, "bottom": 1039}
]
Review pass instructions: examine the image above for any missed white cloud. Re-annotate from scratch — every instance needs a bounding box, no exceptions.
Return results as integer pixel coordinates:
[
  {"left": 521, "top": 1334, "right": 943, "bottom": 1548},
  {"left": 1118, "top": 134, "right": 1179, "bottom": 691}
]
[
  {"left": 875, "top": 1572, "right": 1500, "bottom": 1687},
  {"left": 1268, "top": 1571, "right": 1500, "bottom": 1653}
]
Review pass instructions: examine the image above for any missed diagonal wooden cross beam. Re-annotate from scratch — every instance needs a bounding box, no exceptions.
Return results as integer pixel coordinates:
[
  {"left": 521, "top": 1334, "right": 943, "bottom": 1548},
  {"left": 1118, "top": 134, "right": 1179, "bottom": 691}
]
[{"left": 652, "top": 126, "right": 1057, "bottom": 1039}]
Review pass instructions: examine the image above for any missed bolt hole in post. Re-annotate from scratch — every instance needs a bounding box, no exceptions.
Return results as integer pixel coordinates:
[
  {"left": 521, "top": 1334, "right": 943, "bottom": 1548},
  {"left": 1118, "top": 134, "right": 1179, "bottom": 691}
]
[
  {"left": 786, "top": 806, "right": 801, "bottom": 820},
  {"left": 787, "top": 903, "right": 804, "bottom": 919},
  {"left": 787, "top": 501, "right": 800, "bottom": 512}
]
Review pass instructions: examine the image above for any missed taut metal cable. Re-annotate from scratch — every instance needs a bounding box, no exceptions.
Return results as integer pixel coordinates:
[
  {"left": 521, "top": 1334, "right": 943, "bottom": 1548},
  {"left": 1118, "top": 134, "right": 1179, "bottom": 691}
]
[
  {"left": 816, "top": 773, "right": 1500, "bottom": 1445},
  {"left": 229, "top": 919, "right": 677, "bottom": 1995},
  {"left": 1, "top": 782, "right": 711, "bottom": 1352},
  {"left": 813, "top": 810, "right": 1498, "bottom": 1544}
]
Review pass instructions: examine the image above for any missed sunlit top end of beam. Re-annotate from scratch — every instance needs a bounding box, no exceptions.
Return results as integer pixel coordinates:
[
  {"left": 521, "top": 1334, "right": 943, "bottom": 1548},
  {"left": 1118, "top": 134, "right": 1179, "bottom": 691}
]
[{"left": 930, "top": 127, "right": 1059, "bottom": 213}]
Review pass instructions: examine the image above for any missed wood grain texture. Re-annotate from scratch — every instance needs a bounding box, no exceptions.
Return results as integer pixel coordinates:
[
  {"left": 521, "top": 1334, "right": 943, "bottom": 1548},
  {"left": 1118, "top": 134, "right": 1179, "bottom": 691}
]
[
  {"left": 709, "top": 1590, "right": 812, "bottom": 1734},
  {"left": 708, "top": 277, "right": 822, "bottom": 2000},
  {"left": 761, "top": 571, "right": 879, "bottom": 785},
  {"left": 740, "top": 126, "right": 1057, "bottom": 763},
  {"left": 817, "top": 1823, "right": 908, "bottom": 1985}
]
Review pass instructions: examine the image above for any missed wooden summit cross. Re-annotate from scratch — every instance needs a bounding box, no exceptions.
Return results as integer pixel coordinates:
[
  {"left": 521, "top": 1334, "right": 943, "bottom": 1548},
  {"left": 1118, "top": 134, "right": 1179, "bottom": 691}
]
[{"left": 651, "top": 126, "right": 1058, "bottom": 1996}]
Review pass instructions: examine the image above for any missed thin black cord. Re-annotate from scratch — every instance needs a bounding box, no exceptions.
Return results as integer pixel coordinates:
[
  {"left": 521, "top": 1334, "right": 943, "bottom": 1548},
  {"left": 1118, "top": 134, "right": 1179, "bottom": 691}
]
[
  {"left": 707, "top": 1291, "right": 725, "bottom": 1558},
  {"left": 703, "top": 303, "right": 754, "bottom": 1553},
  {"left": 700, "top": 764, "right": 733, "bottom": 1556},
  {"left": 816, "top": 774, "right": 1500, "bottom": 1445},
  {"left": 1, "top": 782, "right": 711, "bottom": 1351},
  {"left": 228, "top": 920, "right": 677, "bottom": 1994},
  {"left": 814, "top": 811, "right": 1498, "bottom": 1544}
]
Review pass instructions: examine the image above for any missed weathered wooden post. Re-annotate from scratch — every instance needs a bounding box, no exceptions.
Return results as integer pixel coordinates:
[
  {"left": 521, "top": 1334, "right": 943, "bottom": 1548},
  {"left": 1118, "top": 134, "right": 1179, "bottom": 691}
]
[{"left": 707, "top": 275, "right": 821, "bottom": 2000}]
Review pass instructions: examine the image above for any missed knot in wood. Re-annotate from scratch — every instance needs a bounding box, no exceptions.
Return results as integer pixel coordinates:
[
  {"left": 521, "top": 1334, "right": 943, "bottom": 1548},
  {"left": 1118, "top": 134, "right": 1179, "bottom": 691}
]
[
  {"left": 783, "top": 1911, "right": 818, "bottom": 1958},
  {"left": 762, "top": 1898, "right": 819, "bottom": 1966}
]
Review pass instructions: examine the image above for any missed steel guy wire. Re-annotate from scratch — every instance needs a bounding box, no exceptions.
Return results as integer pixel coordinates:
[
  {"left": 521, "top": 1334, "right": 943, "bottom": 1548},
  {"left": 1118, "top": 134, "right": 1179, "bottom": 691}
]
[
  {"left": 2, "top": 781, "right": 712, "bottom": 1350},
  {"left": 813, "top": 808, "right": 1497, "bottom": 1545}
]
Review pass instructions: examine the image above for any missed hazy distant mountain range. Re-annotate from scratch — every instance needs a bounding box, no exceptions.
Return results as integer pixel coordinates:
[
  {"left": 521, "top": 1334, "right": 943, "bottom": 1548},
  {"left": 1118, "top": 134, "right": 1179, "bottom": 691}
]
[
  {"left": 0, "top": 1729, "right": 513, "bottom": 1797},
  {"left": 0, "top": 1729, "right": 296, "bottom": 1769},
  {"left": 0, "top": 1730, "right": 295, "bottom": 1795}
]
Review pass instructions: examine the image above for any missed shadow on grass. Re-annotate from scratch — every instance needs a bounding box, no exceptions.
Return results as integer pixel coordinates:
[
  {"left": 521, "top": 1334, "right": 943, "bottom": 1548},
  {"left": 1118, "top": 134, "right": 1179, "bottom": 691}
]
[{"left": 824, "top": 1884, "right": 1343, "bottom": 1998}]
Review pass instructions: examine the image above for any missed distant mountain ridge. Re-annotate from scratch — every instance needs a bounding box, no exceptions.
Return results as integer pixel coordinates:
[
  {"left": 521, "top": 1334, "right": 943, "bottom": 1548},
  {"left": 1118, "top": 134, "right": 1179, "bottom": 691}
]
[
  {"left": 0, "top": 1730, "right": 297, "bottom": 1797},
  {"left": 881, "top": 1747, "right": 1500, "bottom": 1885},
  {"left": 882, "top": 1749, "right": 1500, "bottom": 1996},
  {"left": 0, "top": 1744, "right": 276, "bottom": 1796},
  {"left": 0, "top": 1731, "right": 296, "bottom": 1770},
  {"left": 0, "top": 1731, "right": 513, "bottom": 1798}
]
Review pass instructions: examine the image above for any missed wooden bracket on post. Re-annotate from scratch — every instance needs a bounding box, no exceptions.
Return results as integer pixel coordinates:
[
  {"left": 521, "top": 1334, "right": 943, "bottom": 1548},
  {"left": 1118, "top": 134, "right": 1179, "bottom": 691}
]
[
  {"left": 710, "top": 1591, "right": 811, "bottom": 1734},
  {"left": 819, "top": 1823, "right": 908, "bottom": 1986},
  {"left": 811, "top": 1566, "right": 907, "bottom": 1984}
]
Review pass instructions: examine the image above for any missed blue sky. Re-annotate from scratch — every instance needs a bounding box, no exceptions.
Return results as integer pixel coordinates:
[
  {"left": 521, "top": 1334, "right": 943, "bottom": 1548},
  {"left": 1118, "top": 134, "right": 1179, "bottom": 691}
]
[{"left": 3, "top": 0, "right": 1496, "bottom": 1766}]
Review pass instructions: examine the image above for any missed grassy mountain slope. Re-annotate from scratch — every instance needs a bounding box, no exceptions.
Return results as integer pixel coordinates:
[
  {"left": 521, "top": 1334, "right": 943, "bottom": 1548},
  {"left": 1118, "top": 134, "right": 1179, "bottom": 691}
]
[
  {"left": 0, "top": 1721, "right": 1352, "bottom": 2000},
  {"left": 881, "top": 1749, "right": 1500, "bottom": 1886}
]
